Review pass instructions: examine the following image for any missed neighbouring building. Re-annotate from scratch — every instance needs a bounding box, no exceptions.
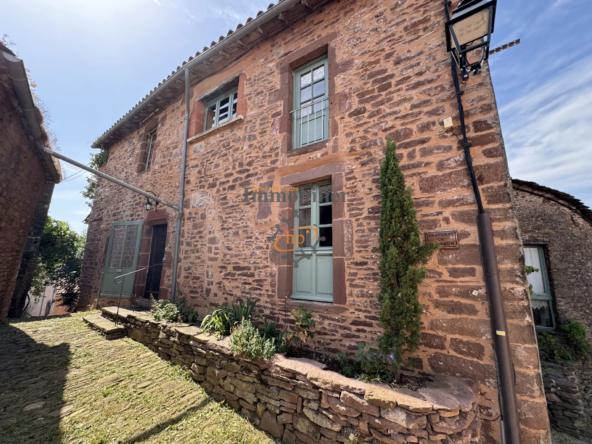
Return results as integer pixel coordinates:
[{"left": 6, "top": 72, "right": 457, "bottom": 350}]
[
  {"left": 79, "top": 1, "right": 550, "bottom": 442},
  {"left": 0, "top": 43, "right": 61, "bottom": 322},
  {"left": 513, "top": 179, "right": 592, "bottom": 336},
  {"left": 512, "top": 178, "right": 592, "bottom": 440}
]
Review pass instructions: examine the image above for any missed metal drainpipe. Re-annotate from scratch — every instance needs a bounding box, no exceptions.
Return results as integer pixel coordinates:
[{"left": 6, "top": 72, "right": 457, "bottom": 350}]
[
  {"left": 449, "top": 53, "right": 522, "bottom": 443},
  {"left": 170, "top": 68, "right": 190, "bottom": 302}
]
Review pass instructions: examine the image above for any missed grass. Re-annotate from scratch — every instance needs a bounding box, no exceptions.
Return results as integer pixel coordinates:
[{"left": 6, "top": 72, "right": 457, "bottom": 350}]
[{"left": 0, "top": 312, "right": 276, "bottom": 444}]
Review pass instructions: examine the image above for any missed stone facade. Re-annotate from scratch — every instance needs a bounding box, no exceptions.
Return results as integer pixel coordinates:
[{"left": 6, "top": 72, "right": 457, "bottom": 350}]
[
  {"left": 0, "top": 44, "right": 59, "bottom": 322},
  {"left": 512, "top": 179, "right": 592, "bottom": 439},
  {"left": 80, "top": 0, "right": 549, "bottom": 441},
  {"left": 512, "top": 179, "right": 592, "bottom": 337},
  {"left": 103, "top": 306, "right": 482, "bottom": 444}
]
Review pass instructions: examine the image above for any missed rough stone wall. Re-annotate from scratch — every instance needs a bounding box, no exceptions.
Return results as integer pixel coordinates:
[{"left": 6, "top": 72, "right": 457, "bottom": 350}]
[
  {"left": 103, "top": 306, "right": 482, "bottom": 444},
  {"left": 542, "top": 361, "right": 592, "bottom": 440},
  {"left": 8, "top": 181, "right": 55, "bottom": 318},
  {"left": 0, "top": 57, "right": 49, "bottom": 323},
  {"left": 512, "top": 185, "right": 592, "bottom": 337},
  {"left": 81, "top": 0, "right": 549, "bottom": 441}
]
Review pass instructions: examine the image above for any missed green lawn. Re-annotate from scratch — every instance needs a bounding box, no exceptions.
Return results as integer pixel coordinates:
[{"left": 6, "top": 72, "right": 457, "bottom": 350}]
[{"left": 0, "top": 312, "right": 276, "bottom": 444}]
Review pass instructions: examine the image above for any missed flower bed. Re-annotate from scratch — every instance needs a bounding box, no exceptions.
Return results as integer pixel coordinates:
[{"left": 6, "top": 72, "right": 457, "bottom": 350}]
[{"left": 101, "top": 306, "right": 481, "bottom": 443}]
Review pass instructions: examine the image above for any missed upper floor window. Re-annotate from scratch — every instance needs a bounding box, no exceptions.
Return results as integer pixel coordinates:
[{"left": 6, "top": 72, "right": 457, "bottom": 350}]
[
  {"left": 204, "top": 88, "right": 238, "bottom": 131},
  {"left": 292, "top": 55, "right": 329, "bottom": 149},
  {"left": 292, "top": 180, "right": 333, "bottom": 302},
  {"left": 524, "top": 245, "right": 555, "bottom": 330},
  {"left": 145, "top": 129, "right": 157, "bottom": 171}
]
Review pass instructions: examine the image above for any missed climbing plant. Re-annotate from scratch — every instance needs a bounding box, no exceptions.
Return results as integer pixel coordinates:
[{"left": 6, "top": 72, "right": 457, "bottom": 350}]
[
  {"left": 377, "top": 139, "right": 439, "bottom": 371},
  {"left": 81, "top": 148, "right": 109, "bottom": 210}
]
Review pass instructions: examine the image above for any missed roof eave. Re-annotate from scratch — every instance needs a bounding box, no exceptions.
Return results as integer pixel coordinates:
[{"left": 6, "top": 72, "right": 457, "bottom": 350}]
[{"left": 92, "top": 0, "right": 308, "bottom": 149}]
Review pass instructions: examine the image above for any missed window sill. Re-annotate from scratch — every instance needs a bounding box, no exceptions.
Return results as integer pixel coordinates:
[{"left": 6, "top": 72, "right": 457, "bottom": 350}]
[
  {"left": 187, "top": 115, "right": 244, "bottom": 144},
  {"left": 288, "top": 139, "right": 329, "bottom": 157}
]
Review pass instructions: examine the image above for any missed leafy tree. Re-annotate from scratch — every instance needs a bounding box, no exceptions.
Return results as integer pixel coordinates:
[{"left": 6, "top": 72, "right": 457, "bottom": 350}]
[
  {"left": 377, "top": 139, "right": 439, "bottom": 371},
  {"left": 82, "top": 149, "right": 109, "bottom": 210},
  {"left": 31, "top": 217, "right": 86, "bottom": 312}
]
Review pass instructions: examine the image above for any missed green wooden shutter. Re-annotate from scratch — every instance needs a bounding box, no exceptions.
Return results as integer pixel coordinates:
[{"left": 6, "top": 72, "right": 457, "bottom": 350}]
[{"left": 100, "top": 221, "right": 143, "bottom": 299}]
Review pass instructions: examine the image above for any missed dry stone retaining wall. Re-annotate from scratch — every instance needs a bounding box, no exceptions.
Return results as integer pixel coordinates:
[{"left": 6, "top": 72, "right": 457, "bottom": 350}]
[
  {"left": 542, "top": 361, "right": 592, "bottom": 440},
  {"left": 103, "top": 307, "right": 481, "bottom": 444}
]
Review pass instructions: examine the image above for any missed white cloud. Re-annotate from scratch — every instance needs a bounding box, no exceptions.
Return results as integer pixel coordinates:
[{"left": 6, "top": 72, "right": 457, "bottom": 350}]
[{"left": 501, "top": 55, "right": 592, "bottom": 205}]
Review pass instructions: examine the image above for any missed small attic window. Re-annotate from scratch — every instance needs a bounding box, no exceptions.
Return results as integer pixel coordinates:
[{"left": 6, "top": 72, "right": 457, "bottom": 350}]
[{"left": 204, "top": 89, "right": 238, "bottom": 131}]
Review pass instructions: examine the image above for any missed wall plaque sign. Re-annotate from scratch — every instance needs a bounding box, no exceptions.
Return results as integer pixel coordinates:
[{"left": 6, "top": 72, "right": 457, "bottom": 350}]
[{"left": 425, "top": 230, "right": 459, "bottom": 249}]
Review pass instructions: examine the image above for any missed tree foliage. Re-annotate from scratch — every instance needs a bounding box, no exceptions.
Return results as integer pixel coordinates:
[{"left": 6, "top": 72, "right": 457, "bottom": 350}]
[
  {"left": 82, "top": 149, "right": 109, "bottom": 210},
  {"left": 377, "top": 139, "right": 439, "bottom": 367},
  {"left": 31, "top": 217, "right": 86, "bottom": 312}
]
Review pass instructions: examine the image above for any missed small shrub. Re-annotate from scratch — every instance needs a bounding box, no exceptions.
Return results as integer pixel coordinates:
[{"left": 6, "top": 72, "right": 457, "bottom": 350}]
[
  {"left": 229, "top": 295, "right": 258, "bottom": 323},
  {"left": 356, "top": 341, "right": 393, "bottom": 383},
  {"left": 201, "top": 295, "right": 258, "bottom": 336},
  {"left": 176, "top": 297, "right": 200, "bottom": 324},
  {"left": 230, "top": 319, "right": 277, "bottom": 361},
  {"left": 151, "top": 297, "right": 200, "bottom": 324},
  {"left": 561, "top": 319, "right": 591, "bottom": 360},
  {"left": 336, "top": 352, "right": 358, "bottom": 378},
  {"left": 282, "top": 307, "right": 316, "bottom": 355},
  {"left": 201, "top": 306, "right": 233, "bottom": 335},
  {"left": 260, "top": 319, "right": 287, "bottom": 352},
  {"left": 152, "top": 299, "right": 180, "bottom": 322}
]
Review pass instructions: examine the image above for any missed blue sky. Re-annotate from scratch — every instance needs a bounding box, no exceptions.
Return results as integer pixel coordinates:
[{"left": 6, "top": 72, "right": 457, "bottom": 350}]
[{"left": 1, "top": 0, "right": 590, "bottom": 234}]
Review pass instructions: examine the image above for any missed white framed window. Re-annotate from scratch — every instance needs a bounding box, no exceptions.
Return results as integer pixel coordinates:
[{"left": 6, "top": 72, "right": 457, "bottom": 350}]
[
  {"left": 524, "top": 245, "right": 556, "bottom": 330},
  {"left": 204, "top": 88, "right": 238, "bottom": 131},
  {"left": 292, "top": 55, "right": 329, "bottom": 149},
  {"left": 292, "top": 181, "right": 333, "bottom": 302},
  {"left": 145, "top": 129, "right": 157, "bottom": 171}
]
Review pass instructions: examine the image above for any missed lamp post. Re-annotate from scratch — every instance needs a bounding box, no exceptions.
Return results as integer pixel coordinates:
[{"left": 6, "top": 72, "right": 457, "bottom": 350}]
[
  {"left": 445, "top": 0, "right": 497, "bottom": 79},
  {"left": 144, "top": 191, "right": 159, "bottom": 212},
  {"left": 444, "top": 2, "right": 521, "bottom": 443}
]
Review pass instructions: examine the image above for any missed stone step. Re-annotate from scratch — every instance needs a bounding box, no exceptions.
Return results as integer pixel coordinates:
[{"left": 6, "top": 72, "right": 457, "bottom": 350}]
[{"left": 83, "top": 314, "right": 126, "bottom": 340}]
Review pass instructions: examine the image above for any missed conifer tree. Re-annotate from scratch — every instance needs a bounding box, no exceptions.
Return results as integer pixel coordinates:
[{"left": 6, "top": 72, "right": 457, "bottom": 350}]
[{"left": 378, "top": 139, "right": 439, "bottom": 369}]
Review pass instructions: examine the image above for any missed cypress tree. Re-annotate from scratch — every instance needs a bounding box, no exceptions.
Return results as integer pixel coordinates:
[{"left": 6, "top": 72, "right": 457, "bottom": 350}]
[{"left": 378, "top": 139, "right": 439, "bottom": 370}]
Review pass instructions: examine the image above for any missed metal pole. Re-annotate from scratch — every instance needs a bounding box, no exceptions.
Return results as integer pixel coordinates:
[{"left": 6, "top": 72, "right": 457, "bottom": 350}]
[
  {"left": 115, "top": 275, "right": 125, "bottom": 326},
  {"left": 170, "top": 68, "right": 190, "bottom": 302},
  {"left": 42, "top": 146, "right": 180, "bottom": 212}
]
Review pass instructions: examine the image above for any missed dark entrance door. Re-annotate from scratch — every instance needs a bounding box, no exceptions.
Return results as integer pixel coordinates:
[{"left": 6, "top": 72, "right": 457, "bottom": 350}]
[{"left": 144, "top": 224, "right": 167, "bottom": 299}]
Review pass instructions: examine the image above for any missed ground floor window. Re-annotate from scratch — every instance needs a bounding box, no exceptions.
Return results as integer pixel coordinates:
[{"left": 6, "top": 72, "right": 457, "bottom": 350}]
[
  {"left": 292, "top": 180, "right": 333, "bottom": 302},
  {"left": 524, "top": 245, "right": 555, "bottom": 330}
]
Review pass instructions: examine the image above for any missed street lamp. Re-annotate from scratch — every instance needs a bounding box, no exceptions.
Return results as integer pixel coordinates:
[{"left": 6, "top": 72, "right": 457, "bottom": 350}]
[
  {"left": 144, "top": 191, "right": 159, "bottom": 212},
  {"left": 445, "top": 0, "right": 497, "bottom": 79}
]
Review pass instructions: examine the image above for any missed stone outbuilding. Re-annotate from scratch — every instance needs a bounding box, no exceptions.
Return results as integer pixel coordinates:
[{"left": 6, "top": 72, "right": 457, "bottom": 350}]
[
  {"left": 512, "top": 179, "right": 592, "bottom": 440},
  {"left": 512, "top": 179, "right": 592, "bottom": 336},
  {"left": 0, "top": 43, "right": 61, "bottom": 322},
  {"left": 79, "top": 1, "right": 551, "bottom": 442}
]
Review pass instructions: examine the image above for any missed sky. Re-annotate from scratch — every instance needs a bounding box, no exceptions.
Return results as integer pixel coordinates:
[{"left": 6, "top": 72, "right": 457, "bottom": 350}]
[{"left": 1, "top": 0, "right": 590, "bottom": 234}]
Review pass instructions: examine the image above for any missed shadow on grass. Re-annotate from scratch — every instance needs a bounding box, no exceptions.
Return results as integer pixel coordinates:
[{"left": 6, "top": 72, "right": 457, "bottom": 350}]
[
  {"left": 0, "top": 323, "right": 70, "bottom": 444},
  {"left": 122, "top": 398, "right": 211, "bottom": 444}
]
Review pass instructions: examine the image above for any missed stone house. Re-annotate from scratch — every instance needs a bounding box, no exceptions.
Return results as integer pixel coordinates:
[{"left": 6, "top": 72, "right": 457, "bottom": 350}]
[
  {"left": 512, "top": 179, "right": 592, "bottom": 440},
  {"left": 79, "top": 0, "right": 550, "bottom": 442},
  {"left": 0, "top": 43, "right": 61, "bottom": 322},
  {"left": 513, "top": 179, "right": 592, "bottom": 336}
]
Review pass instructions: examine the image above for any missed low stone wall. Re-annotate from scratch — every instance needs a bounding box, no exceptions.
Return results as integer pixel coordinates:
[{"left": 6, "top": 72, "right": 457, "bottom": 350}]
[
  {"left": 542, "top": 361, "right": 592, "bottom": 440},
  {"left": 102, "top": 307, "right": 481, "bottom": 443}
]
